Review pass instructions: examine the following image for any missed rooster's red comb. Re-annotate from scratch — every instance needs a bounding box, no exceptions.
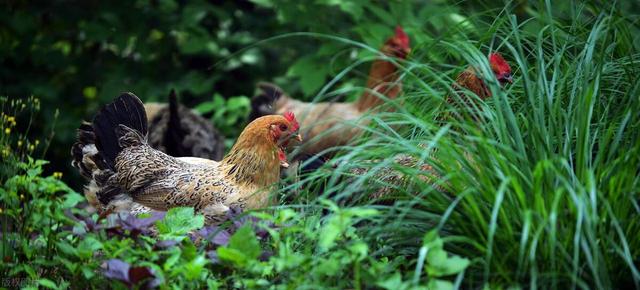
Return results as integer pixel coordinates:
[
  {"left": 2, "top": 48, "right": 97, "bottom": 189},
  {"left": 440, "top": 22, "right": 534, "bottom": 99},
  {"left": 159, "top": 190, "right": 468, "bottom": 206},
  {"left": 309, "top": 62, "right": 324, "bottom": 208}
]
[
  {"left": 394, "top": 26, "right": 410, "bottom": 49},
  {"left": 284, "top": 111, "right": 299, "bottom": 131},
  {"left": 489, "top": 53, "right": 511, "bottom": 74}
]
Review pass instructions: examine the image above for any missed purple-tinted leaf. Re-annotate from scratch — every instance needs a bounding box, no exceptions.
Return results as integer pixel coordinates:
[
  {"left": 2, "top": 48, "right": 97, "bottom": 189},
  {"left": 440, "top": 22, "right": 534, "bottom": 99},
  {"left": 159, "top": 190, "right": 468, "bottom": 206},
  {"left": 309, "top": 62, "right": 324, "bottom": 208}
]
[
  {"left": 259, "top": 250, "right": 273, "bottom": 262},
  {"left": 121, "top": 211, "right": 165, "bottom": 232},
  {"left": 72, "top": 225, "right": 87, "bottom": 236},
  {"left": 196, "top": 226, "right": 231, "bottom": 246},
  {"left": 102, "top": 259, "right": 158, "bottom": 288},
  {"left": 103, "top": 259, "right": 130, "bottom": 282},
  {"left": 64, "top": 209, "right": 79, "bottom": 222},
  {"left": 129, "top": 266, "right": 154, "bottom": 284},
  {"left": 154, "top": 239, "right": 179, "bottom": 249},
  {"left": 207, "top": 250, "right": 220, "bottom": 264}
]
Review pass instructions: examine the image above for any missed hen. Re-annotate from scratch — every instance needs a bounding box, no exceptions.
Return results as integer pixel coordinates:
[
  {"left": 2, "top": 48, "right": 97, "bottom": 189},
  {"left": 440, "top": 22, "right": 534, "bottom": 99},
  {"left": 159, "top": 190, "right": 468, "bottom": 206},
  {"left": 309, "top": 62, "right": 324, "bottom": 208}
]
[
  {"left": 71, "top": 93, "right": 301, "bottom": 224},
  {"left": 250, "top": 26, "right": 411, "bottom": 156},
  {"left": 144, "top": 90, "right": 225, "bottom": 160},
  {"left": 354, "top": 53, "right": 513, "bottom": 199},
  {"left": 440, "top": 53, "right": 513, "bottom": 123}
]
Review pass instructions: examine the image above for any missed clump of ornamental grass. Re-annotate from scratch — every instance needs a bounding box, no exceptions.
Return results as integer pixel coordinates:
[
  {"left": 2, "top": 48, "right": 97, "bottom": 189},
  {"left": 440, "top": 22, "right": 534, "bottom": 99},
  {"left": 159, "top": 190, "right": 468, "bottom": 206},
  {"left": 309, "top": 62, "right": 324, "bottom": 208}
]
[{"left": 280, "top": 1, "right": 640, "bottom": 289}]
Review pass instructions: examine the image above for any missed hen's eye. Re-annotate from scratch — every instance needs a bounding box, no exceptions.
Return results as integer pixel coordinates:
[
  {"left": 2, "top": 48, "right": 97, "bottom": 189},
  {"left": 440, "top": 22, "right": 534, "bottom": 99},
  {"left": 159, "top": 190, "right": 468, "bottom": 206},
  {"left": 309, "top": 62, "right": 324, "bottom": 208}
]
[{"left": 279, "top": 124, "right": 288, "bottom": 131}]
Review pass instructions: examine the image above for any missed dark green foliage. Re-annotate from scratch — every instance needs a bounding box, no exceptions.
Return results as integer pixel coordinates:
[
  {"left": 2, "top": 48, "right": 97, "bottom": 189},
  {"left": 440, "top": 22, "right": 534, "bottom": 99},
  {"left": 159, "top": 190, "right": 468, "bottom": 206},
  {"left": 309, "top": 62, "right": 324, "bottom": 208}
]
[{"left": 1, "top": 0, "right": 639, "bottom": 289}]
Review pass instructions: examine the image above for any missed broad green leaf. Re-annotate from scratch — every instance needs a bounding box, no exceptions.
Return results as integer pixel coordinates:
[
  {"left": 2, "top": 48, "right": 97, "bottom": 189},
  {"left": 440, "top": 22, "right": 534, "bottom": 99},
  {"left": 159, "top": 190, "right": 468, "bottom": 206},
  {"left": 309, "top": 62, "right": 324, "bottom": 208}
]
[
  {"left": 228, "top": 225, "right": 261, "bottom": 261},
  {"left": 184, "top": 255, "right": 208, "bottom": 280},
  {"left": 427, "top": 279, "right": 454, "bottom": 290},
  {"left": 217, "top": 247, "right": 247, "bottom": 266},
  {"left": 156, "top": 207, "right": 205, "bottom": 241}
]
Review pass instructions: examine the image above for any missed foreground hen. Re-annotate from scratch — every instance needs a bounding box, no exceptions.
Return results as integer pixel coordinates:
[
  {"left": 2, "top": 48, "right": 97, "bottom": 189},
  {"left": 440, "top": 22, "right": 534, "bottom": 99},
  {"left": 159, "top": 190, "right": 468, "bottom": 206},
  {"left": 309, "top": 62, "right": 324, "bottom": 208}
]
[
  {"left": 72, "top": 93, "right": 301, "bottom": 224},
  {"left": 250, "top": 26, "right": 411, "bottom": 156}
]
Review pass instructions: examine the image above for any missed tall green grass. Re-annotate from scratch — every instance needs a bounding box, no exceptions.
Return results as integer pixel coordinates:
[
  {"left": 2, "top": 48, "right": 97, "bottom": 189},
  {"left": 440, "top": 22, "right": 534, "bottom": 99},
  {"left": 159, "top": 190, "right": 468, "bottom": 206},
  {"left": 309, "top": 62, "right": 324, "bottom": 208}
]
[{"left": 280, "top": 1, "right": 640, "bottom": 288}]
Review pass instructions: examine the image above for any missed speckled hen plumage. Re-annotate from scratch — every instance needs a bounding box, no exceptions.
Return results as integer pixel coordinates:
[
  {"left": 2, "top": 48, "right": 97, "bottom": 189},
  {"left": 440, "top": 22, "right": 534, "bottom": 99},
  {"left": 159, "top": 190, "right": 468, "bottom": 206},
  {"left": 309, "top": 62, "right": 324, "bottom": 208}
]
[{"left": 72, "top": 93, "right": 301, "bottom": 224}]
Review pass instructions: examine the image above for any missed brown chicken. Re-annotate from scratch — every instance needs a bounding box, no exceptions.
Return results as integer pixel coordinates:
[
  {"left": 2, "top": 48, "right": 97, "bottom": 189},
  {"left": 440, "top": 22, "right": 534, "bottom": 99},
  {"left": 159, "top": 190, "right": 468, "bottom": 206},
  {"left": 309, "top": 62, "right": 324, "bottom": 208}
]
[
  {"left": 355, "top": 53, "right": 513, "bottom": 199},
  {"left": 440, "top": 53, "right": 513, "bottom": 123},
  {"left": 71, "top": 93, "right": 301, "bottom": 224},
  {"left": 250, "top": 26, "right": 411, "bottom": 156},
  {"left": 144, "top": 90, "right": 225, "bottom": 160}
]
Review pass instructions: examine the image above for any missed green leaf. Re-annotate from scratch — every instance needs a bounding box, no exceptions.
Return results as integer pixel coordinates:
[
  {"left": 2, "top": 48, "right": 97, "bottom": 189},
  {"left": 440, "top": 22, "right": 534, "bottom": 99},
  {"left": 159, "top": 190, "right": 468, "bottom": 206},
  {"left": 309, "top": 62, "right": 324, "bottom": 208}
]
[
  {"left": 195, "top": 101, "right": 216, "bottom": 115},
  {"left": 376, "top": 272, "right": 405, "bottom": 290},
  {"left": 438, "top": 255, "right": 470, "bottom": 276},
  {"left": 38, "top": 278, "right": 58, "bottom": 289},
  {"left": 427, "top": 279, "right": 453, "bottom": 290},
  {"left": 249, "top": 0, "right": 273, "bottom": 8},
  {"left": 164, "top": 249, "right": 182, "bottom": 271},
  {"left": 228, "top": 225, "right": 261, "bottom": 261},
  {"left": 61, "top": 192, "right": 85, "bottom": 208},
  {"left": 77, "top": 236, "right": 103, "bottom": 259},
  {"left": 184, "top": 255, "right": 207, "bottom": 280},
  {"left": 217, "top": 247, "right": 247, "bottom": 266},
  {"left": 348, "top": 241, "right": 368, "bottom": 261},
  {"left": 81, "top": 267, "right": 95, "bottom": 279},
  {"left": 156, "top": 207, "right": 205, "bottom": 241},
  {"left": 207, "top": 278, "right": 221, "bottom": 290},
  {"left": 56, "top": 241, "right": 78, "bottom": 257},
  {"left": 427, "top": 248, "right": 447, "bottom": 266},
  {"left": 318, "top": 214, "right": 347, "bottom": 251}
]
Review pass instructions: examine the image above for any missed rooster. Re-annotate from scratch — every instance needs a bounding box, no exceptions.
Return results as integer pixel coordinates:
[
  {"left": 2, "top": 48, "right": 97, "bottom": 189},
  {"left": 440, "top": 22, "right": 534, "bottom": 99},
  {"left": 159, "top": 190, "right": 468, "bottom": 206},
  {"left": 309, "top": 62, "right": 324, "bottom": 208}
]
[
  {"left": 250, "top": 26, "right": 411, "bottom": 156},
  {"left": 71, "top": 93, "right": 301, "bottom": 224},
  {"left": 144, "top": 90, "right": 225, "bottom": 160}
]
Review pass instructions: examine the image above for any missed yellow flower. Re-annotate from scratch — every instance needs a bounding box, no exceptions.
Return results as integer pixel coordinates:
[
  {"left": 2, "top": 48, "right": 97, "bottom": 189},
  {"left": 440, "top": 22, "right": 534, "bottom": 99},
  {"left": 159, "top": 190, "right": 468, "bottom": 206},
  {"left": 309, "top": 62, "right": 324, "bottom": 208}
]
[
  {"left": 20, "top": 194, "right": 25, "bottom": 200},
  {"left": 29, "top": 144, "right": 35, "bottom": 151},
  {"left": 35, "top": 139, "right": 40, "bottom": 146},
  {"left": 1, "top": 149, "right": 8, "bottom": 157},
  {"left": 0, "top": 208, "right": 3, "bottom": 214},
  {"left": 17, "top": 140, "right": 22, "bottom": 147},
  {"left": 4, "top": 127, "right": 10, "bottom": 134},
  {"left": 53, "top": 172, "right": 63, "bottom": 179}
]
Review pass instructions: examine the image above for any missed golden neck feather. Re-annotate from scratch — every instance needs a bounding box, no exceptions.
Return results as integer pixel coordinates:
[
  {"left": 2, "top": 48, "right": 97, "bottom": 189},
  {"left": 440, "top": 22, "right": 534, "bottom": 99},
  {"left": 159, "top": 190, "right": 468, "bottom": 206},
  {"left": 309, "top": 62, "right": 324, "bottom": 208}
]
[{"left": 220, "top": 126, "right": 281, "bottom": 187}]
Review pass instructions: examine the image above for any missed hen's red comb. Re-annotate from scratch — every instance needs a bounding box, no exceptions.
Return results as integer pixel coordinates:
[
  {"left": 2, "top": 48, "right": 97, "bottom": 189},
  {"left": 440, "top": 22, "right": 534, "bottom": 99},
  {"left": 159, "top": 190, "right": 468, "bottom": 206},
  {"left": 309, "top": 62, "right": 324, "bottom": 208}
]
[
  {"left": 394, "top": 26, "right": 410, "bottom": 49},
  {"left": 284, "top": 111, "right": 299, "bottom": 131},
  {"left": 489, "top": 53, "right": 511, "bottom": 74}
]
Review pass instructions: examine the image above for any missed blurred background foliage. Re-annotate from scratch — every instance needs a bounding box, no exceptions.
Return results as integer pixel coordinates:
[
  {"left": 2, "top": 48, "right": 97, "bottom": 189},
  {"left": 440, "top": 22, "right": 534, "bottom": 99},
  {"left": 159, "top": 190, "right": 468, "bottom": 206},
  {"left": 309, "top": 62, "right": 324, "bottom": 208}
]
[{"left": 1, "top": 0, "right": 639, "bottom": 186}]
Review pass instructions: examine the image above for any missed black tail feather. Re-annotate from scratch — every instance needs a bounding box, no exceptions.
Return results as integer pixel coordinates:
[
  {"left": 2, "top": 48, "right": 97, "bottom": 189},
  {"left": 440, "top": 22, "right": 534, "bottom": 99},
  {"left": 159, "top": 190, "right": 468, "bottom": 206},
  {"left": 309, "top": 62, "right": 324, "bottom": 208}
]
[
  {"left": 163, "top": 89, "right": 189, "bottom": 156},
  {"left": 93, "top": 92, "right": 148, "bottom": 169},
  {"left": 249, "top": 82, "right": 285, "bottom": 121}
]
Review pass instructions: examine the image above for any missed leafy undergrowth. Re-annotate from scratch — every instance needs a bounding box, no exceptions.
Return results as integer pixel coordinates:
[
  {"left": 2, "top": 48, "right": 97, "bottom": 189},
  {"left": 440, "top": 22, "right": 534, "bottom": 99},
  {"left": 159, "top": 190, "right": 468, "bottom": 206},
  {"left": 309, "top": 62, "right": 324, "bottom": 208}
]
[
  {"left": 2, "top": 1, "right": 640, "bottom": 289},
  {"left": 0, "top": 159, "right": 468, "bottom": 289}
]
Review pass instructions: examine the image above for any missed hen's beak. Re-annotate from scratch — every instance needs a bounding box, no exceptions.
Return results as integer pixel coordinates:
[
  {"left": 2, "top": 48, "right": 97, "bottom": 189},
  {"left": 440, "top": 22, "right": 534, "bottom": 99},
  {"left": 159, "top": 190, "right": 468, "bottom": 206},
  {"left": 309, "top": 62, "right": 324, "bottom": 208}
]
[
  {"left": 294, "top": 134, "right": 303, "bottom": 142},
  {"left": 500, "top": 73, "right": 513, "bottom": 84},
  {"left": 505, "top": 75, "right": 513, "bottom": 84}
]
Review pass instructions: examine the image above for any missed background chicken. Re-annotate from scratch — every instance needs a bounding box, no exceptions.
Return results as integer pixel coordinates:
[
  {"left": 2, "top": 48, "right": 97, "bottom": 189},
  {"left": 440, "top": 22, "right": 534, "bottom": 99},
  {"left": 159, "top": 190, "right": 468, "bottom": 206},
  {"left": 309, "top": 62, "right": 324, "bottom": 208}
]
[
  {"left": 144, "top": 90, "right": 225, "bottom": 160},
  {"left": 439, "top": 53, "right": 513, "bottom": 123},
  {"left": 71, "top": 93, "right": 301, "bottom": 224},
  {"left": 353, "top": 53, "right": 513, "bottom": 200},
  {"left": 250, "top": 26, "right": 411, "bottom": 156}
]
